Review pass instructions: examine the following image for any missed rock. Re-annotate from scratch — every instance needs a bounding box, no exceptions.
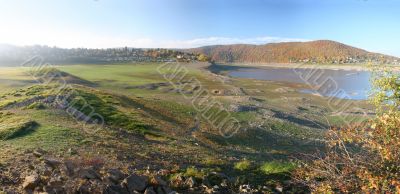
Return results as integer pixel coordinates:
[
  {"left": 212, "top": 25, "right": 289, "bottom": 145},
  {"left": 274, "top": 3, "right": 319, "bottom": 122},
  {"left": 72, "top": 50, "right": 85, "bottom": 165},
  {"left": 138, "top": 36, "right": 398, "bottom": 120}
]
[
  {"left": 155, "top": 186, "right": 174, "bottom": 194},
  {"left": 205, "top": 187, "right": 213, "bottom": 194},
  {"left": 76, "top": 182, "right": 91, "bottom": 194},
  {"left": 43, "top": 185, "right": 65, "bottom": 194},
  {"left": 212, "top": 185, "right": 220, "bottom": 193},
  {"left": 202, "top": 177, "right": 211, "bottom": 187},
  {"left": 220, "top": 179, "right": 228, "bottom": 188},
  {"left": 28, "top": 164, "right": 35, "bottom": 170},
  {"left": 67, "top": 148, "right": 77, "bottom": 155},
  {"left": 144, "top": 187, "right": 157, "bottom": 194},
  {"left": 44, "top": 158, "right": 62, "bottom": 168},
  {"left": 107, "top": 169, "right": 126, "bottom": 184},
  {"left": 184, "top": 177, "right": 196, "bottom": 188},
  {"left": 34, "top": 164, "right": 51, "bottom": 176},
  {"left": 239, "top": 184, "right": 252, "bottom": 193},
  {"left": 275, "top": 185, "right": 283, "bottom": 193},
  {"left": 42, "top": 168, "right": 52, "bottom": 177},
  {"left": 103, "top": 184, "right": 129, "bottom": 194},
  {"left": 157, "top": 186, "right": 176, "bottom": 194},
  {"left": 79, "top": 168, "right": 101, "bottom": 180},
  {"left": 157, "top": 169, "right": 170, "bottom": 176},
  {"left": 123, "top": 174, "right": 148, "bottom": 192},
  {"left": 170, "top": 174, "right": 185, "bottom": 187},
  {"left": 156, "top": 186, "right": 164, "bottom": 194},
  {"left": 151, "top": 176, "right": 167, "bottom": 187},
  {"left": 22, "top": 174, "right": 40, "bottom": 190},
  {"left": 64, "top": 161, "right": 75, "bottom": 176},
  {"left": 161, "top": 186, "right": 173, "bottom": 194},
  {"left": 2, "top": 189, "right": 18, "bottom": 194},
  {"left": 205, "top": 172, "right": 229, "bottom": 187},
  {"left": 33, "top": 149, "right": 46, "bottom": 158},
  {"left": 43, "top": 186, "right": 53, "bottom": 193},
  {"left": 48, "top": 175, "right": 63, "bottom": 187}
]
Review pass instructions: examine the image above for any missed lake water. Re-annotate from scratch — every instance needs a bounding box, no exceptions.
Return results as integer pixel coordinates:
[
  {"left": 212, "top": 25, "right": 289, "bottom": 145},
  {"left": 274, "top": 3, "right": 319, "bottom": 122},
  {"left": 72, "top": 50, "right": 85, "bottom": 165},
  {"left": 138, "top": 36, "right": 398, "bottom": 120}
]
[{"left": 227, "top": 66, "right": 371, "bottom": 100}]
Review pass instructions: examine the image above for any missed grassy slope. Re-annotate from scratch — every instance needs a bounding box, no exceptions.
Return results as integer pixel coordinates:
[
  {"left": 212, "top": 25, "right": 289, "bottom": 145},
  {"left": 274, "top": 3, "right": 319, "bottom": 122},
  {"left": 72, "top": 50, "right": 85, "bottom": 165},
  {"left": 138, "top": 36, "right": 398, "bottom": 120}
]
[
  {"left": 0, "top": 62, "right": 372, "bottom": 150},
  {"left": 0, "top": 63, "right": 373, "bottom": 191}
]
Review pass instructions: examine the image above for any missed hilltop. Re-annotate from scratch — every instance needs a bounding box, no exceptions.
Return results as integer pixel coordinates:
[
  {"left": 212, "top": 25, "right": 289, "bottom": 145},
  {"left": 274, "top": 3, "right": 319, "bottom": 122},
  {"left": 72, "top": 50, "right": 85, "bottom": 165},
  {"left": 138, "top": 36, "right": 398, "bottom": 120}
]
[{"left": 188, "top": 40, "right": 399, "bottom": 64}]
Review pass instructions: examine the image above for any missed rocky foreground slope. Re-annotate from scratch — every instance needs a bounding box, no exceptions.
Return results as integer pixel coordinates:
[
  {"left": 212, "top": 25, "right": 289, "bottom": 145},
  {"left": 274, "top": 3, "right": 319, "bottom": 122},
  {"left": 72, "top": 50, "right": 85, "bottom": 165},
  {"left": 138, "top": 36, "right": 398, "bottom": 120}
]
[{"left": 1, "top": 148, "right": 237, "bottom": 193}]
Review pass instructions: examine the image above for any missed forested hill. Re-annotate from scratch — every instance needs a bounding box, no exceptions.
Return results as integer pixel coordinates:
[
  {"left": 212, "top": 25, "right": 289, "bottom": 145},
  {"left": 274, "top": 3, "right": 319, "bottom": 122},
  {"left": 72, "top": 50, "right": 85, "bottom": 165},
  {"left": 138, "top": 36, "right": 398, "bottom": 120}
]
[{"left": 188, "top": 40, "right": 399, "bottom": 64}]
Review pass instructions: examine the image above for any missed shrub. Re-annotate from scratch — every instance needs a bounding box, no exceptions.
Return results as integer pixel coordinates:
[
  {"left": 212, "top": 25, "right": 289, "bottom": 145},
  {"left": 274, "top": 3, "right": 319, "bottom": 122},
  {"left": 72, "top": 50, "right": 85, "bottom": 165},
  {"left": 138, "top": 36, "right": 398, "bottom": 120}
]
[
  {"left": 184, "top": 166, "right": 205, "bottom": 179},
  {"left": 296, "top": 65, "right": 400, "bottom": 193},
  {"left": 260, "top": 161, "right": 296, "bottom": 175},
  {"left": 234, "top": 160, "right": 252, "bottom": 171}
]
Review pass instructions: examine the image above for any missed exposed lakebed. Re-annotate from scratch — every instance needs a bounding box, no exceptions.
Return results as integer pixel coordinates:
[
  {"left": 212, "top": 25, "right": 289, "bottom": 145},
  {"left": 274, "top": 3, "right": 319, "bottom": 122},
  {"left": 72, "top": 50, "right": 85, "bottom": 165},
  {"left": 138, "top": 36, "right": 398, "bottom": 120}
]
[{"left": 211, "top": 64, "right": 371, "bottom": 100}]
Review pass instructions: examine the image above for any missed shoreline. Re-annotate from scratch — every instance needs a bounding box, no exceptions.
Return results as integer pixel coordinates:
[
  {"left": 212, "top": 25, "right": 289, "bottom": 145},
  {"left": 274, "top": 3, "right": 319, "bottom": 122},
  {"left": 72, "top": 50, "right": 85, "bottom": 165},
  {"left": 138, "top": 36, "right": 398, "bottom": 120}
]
[
  {"left": 214, "top": 62, "right": 400, "bottom": 71},
  {"left": 221, "top": 63, "right": 370, "bottom": 71}
]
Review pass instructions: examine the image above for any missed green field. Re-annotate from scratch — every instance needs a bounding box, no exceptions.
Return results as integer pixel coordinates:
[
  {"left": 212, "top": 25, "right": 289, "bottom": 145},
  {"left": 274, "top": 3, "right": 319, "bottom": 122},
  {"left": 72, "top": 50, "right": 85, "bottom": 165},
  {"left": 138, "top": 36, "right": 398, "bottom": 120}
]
[{"left": 0, "top": 62, "right": 373, "bottom": 193}]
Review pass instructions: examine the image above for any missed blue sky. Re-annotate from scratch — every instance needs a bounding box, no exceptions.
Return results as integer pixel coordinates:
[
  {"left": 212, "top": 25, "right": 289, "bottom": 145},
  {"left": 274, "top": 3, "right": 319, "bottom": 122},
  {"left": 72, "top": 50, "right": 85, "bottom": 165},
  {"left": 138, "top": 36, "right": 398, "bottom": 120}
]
[{"left": 0, "top": 0, "right": 399, "bottom": 56}]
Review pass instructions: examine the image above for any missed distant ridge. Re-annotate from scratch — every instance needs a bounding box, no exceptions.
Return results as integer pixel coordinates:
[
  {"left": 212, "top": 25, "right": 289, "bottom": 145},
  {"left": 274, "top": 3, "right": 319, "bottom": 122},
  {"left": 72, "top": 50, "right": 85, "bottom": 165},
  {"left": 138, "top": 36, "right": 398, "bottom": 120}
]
[
  {"left": 188, "top": 40, "right": 399, "bottom": 64},
  {"left": 0, "top": 45, "right": 195, "bottom": 66}
]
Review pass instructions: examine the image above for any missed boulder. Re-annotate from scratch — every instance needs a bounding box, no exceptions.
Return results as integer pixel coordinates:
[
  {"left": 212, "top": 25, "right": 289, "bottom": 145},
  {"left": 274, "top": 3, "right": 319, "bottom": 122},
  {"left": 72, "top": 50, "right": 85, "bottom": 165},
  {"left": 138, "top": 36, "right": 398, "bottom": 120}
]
[
  {"left": 205, "top": 172, "right": 229, "bottom": 187},
  {"left": 184, "top": 177, "right": 196, "bottom": 188},
  {"left": 42, "top": 168, "right": 52, "bottom": 177},
  {"left": 275, "top": 185, "right": 283, "bottom": 193},
  {"left": 107, "top": 169, "right": 126, "bottom": 184},
  {"left": 157, "top": 169, "right": 170, "bottom": 176},
  {"left": 48, "top": 175, "right": 64, "bottom": 187},
  {"left": 144, "top": 187, "right": 157, "bottom": 194},
  {"left": 76, "top": 182, "right": 91, "bottom": 194},
  {"left": 22, "top": 174, "right": 40, "bottom": 190},
  {"left": 170, "top": 174, "right": 185, "bottom": 188},
  {"left": 239, "top": 184, "right": 252, "bottom": 193},
  {"left": 79, "top": 168, "right": 101, "bottom": 180},
  {"left": 44, "top": 158, "right": 62, "bottom": 168},
  {"left": 220, "top": 179, "right": 228, "bottom": 188},
  {"left": 156, "top": 186, "right": 174, "bottom": 194},
  {"left": 156, "top": 186, "right": 164, "bottom": 194},
  {"left": 64, "top": 160, "right": 75, "bottom": 176},
  {"left": 211, "top": 185, "right": 220, "bottom": 193},
  {"left": 123, "top": 174, "right": 148, "bottom": 192},
  {"left": 33, "top": 149, "right": 46, "bottom": 158},
  {"left": 150, "top": 176, "right": 167, "bottom": 187},
  {"left": 67, "top": 148, "right": 77, "bottom": 155},
  {"left": 103, "top": 184, "right": 129, "bottom": 194},
  {"left": 43, "top": 185, "right": 66, "bottom": 194}
]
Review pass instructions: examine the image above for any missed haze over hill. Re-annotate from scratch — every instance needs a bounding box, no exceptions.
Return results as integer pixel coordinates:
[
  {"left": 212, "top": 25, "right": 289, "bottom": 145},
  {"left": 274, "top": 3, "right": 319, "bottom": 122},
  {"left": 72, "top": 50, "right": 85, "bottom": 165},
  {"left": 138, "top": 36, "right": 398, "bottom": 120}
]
[
  {"left": 188, "top": 40, "right": 399, "bottom": 64},
  {"left": 0, "top": 44, "right": 197, "bottom": 65}
]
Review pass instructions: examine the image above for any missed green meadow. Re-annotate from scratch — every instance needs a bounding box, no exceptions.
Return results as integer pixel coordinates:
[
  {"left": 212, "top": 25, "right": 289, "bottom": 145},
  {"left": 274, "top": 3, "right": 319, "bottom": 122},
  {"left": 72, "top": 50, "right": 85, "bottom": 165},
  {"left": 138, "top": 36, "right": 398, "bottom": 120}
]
[{"left": 0, "top": 62, "right": 373, "bottom": 192}]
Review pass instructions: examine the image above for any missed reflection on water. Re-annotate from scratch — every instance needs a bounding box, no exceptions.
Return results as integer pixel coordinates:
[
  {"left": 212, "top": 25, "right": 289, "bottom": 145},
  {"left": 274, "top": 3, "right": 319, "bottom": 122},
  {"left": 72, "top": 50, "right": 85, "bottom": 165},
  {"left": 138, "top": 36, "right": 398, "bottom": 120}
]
[{"left": 227, "top": 66, "right": 371, "bottom": 100}]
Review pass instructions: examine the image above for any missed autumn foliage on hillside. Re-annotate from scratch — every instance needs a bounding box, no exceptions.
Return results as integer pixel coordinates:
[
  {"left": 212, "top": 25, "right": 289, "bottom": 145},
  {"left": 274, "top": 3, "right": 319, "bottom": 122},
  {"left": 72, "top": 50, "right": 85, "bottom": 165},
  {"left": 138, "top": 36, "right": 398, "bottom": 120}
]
[
  {"left": 295, "top": 66, "right": 400, "bottom": 193},
  {"left": 189, "top": 40, "right": 398, "bottom": 64}
]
